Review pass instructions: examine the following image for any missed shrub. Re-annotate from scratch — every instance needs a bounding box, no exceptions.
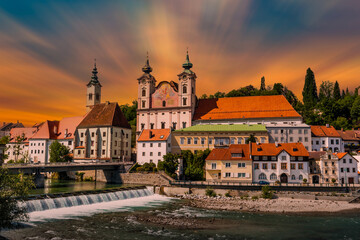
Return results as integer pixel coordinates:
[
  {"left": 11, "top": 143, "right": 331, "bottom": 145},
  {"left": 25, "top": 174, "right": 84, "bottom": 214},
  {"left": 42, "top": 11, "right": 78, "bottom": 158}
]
[
  {"left": 205, "top": 187, "right": 216, "bottom": 197},
  {"left": 261, "top": 185, "right": 273, "bottom": 199},
  {"left": 84, "top": 176, "right": 93, "bottom": 181},
  {"left": 275, "top": 180, "right": 281, "bottom": 185},
  {"left": 136, "top": 167, "right": 144, "bottom": 172},
  {"left": 331, "top": 178, "right": 336, "bottom": 184},
  {"left": 75, "top": 172, "right": 85, "bottom": 181},
  {"left": 251, "top": 195, "right": 259, "bottom": 200},
  {"left": 303, "top": 178, "right": 308, "bottom": 184},
  {"left": 331, "top": 192, "right": 337, "bottom": 196},
  {"left": 225, "top": 191, "right": 232, "bottom": 198}
]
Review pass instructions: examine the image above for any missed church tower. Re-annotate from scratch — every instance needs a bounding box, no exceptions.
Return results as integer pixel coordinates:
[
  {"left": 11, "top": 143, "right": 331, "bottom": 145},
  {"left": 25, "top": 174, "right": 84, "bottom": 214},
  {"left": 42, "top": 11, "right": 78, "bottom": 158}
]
[
  {"left": 137, "top": 54, "right": 156, "bottom": 110},
  {"left": 86, "top": 60, "right": 102, "bottom": 112},
  {"left": 178, "top": 50, "right": 197, "bottom": 113}
]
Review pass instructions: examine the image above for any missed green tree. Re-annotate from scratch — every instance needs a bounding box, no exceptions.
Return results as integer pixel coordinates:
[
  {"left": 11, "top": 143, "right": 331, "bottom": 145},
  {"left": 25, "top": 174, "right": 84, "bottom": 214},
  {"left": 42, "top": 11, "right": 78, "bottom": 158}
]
[
  {"left": 182, "top": 149, "right": 211, "bottom": 181},
  {"left": 351, "top": 96, "right": 360, "bottom": 122},
  {"left": 319, "top": 81, "right": 334, "bottom": 101},
  {"left": 49, "top": 140, "right": 72, "bottom": 163},
  {"left": 13, "top": 135, "right": 26, "bottom": 162},
  {"left": 0, "top": 168, "right": 35, "bottom": 229},
  {"left": 158, "top": 153, "right": 179, "bottom": 178},
  {"left": 260, "top": 76, "right": 266, "bottom": 91},
  {"left": 214, "top": 91, "right": 225, "bottom": 98},
  {"left": 302, "top": 68, "right": 318, "bottom": 108},
  {"left": 0, "top": 136, "right": 10, "bottom": 162},
  {"left": 246, "top": 134, "right": 257, "bottom": 143},
  {"left": 333, "top": 81, "right": 341, "bottom": 100},
  {"left": 199, "top": 94, "right": 208, "bottom": 99}
]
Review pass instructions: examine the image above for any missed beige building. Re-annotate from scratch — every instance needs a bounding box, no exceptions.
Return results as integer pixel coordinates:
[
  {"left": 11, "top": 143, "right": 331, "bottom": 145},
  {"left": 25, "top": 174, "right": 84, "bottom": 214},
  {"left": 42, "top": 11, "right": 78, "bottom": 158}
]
[
  {"left": 205, "top": 144, "right": 253, "bottom": 182},
  {"left": 309, "top": 151, "right": 338, "bottom": 184},
  {"left": 172, "top": 124, "right": 268, "bottom": 154},
  {"left": 74, "top": 102, "right": 132, "bottom": 162}
]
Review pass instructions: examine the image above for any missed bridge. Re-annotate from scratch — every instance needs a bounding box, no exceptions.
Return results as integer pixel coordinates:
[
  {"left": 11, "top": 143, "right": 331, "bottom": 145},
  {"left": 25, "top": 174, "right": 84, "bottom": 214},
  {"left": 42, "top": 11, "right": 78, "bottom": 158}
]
[{"left": 3, "top": 162, "right": 135, "bottom": 187}]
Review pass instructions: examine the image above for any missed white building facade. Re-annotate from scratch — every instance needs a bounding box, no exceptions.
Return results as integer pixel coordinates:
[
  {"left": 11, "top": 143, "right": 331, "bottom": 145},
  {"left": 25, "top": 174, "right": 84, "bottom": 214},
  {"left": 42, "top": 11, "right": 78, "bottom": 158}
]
[{"left": 311, "top": 125, "right": 343, "bottom": 152}]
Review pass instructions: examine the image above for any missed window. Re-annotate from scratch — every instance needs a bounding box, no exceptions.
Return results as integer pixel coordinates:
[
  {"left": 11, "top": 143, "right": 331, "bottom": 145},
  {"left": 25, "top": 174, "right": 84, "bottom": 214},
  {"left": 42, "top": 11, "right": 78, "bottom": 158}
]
[
  {"left": 291, "top": 175, "right": 296, "bottom": 180},
  {"left": 142, "top": 152, "right": 145, "bottom": 156},
  {"left": 194, "top": 138, "right": 198, "bottom": 144},
  {"left": 102, "top": 150, "right": 105, "bottom": 155},
  {"left": 201, "top": 138, "right": 205, "bottom": 145},
  {"left": 289, "top": 129, "right": 293, "bottom": 134},
  {"left": 291, "top": 163, "right": 295, "bottom": 169},
  {"left": 141, "top": 124, "right": 145, "bottom": 130},
  {"left": 281, "top": 156, "right": 287, "bottom": 161},
  {"left": 103, "top": 132, "right": 106, "bottom": 137},
  {"left": 230, "top": 137, "right": 235, "bottom": 144},
  {"left": 341, "top": 168, "right": 344, "bottom": 172},
  {"left": 237, "top": 137, "right": 242, "bottom": 144},
  {"left": 41, "top": 150, "right": 44, "bottom": 154},
  {"left": 211, "top": 163, "right": 217, "bottom": 170},
  {"left": 91, "top": 150, "right": 94, "bottom": 155},
  {"left": 89, "top": 93, "right": 93, "bottom": 100},
  {"left": 299, "top": 175, "right": 303, "bottom": 180},
  {"left": 343, "top": 159, "right": 346, "bottom": 164},
  {"left": 180, "top": 137, "right": 185, "bottom": 144},
  {"left": 331, "top": 139, "right": 334, "bottom": 144},
  {"left": 225, "top": 163, "right": 231, "bottom": 168},
  {"left": 182, "top": 122, "right": 187, "bottom": 128},
  {"left": 183, "top": 85, "right": 187, "bottom": 93},
  {"left": 183, "top": 98, "right": 187, "bottom": 105},
  {"left": 161, "top": 122, "right": 165, "bottom": 129},
  {"left": 274, "top": 129, "right": 278, "bottom": 134},
  {"left": 126, "top": 133, "right": 129, "bottom": 138},
  {"left": 115, "top": 141, "right": 117, "bottom": 146},
  {"left": 304, "top": 129, "right": 308, "bottom": 134},
  {"left": 91, "top": 141, "right": 94, "bottom": 146},
  {"left": 259, "top": 173, "right": 267, "bottom": 180},
  {"left": 298, "top": 129, "right": 302, "bottom": 134},
  {"left": 270, "top": 173, "right": 277, "bottom": 180},
  {"left": 142, "top": 101, "right": 146, "bottom": 108},
  {"left": 238, "top": 163, "right": 245, "bottom": 168},
  {"left": 142, "top": 143, "right": 145, "bottom": 147},
  {"left": 289, "top": 137, "right": 293, "bottom": 142},
  {"left": 150, "top": 152, "right": 153, "bottom": 156},
  {"left": 254, "top": 163, "right": 259, "bottom": 169},
  {"left": 158, "top": 143, "right": 161, "bottom": 147},
  {"left": 172, "top": 122, "right": 176, "bottom": 130},
  {"left": 162, "top": 101, "right": 166, "bottom": 107},
  {"left": 81, "top": 133, "right": 84, "bottom": 137},
  {"left": 114, "top": 150, "right": 117, "bottom": 155},
  {"left": 262, "top": 163, "right": 268, "bottom": 169},
  {"left": 80, "top": 141, "right": 83, "bottom": 146},
  {"left": 298, "top": 163, "right": 303, "bottom": 169},
  {"left": 78, "top": 150, "right": 81, "bottom": 154},
  {"left": 225, "top": 173, "right": 231, "bottom": 178},
  {"left": 325, "top": 162, "right": 328, "bottom": 166},
  {"left": 68, "top": 141, "right": 72, "bottom": 145},
  {"left": 187, "top": 138, "right": 192, "bottom": 144},
  {"left": 305, "top": 137, "right": 308, "bottom": 142},
  {"left": 158, "top": 152, "right": 161, "bottom": 156},
  {"left": 260, "top": 137, "right": 266, "bottom": 143},
  {"left": 238, "top": 173, "right": 246, "bottom": 178},
  {"left": 298, "top": 137, "right": 303, "bottom": 142},
  {"left": 336, "top": 139, "right": 339, "bottom": 144},
  {"left": 350, "top": 159, "right": 352, "bottom": 164},
  {"left": 347, "top": 168, "right": 350, "bottom": 172},
  {"left": 150, "top": 143, "right": 153, "bottom": 147},
  {"left": 126, "top": 142, "right": 128, "bottom": 147},
  {"left": 271, "top": 163, "right": 276, "bottom": 169},
  {"left": 281, "top": 163, "right": 287, "bottom": 170},
  {"left": 353, "top": 168, "right": 356, "bottom": 173},
  {"left": 142, "top": 89, "right": 146, "bottom": 96}
]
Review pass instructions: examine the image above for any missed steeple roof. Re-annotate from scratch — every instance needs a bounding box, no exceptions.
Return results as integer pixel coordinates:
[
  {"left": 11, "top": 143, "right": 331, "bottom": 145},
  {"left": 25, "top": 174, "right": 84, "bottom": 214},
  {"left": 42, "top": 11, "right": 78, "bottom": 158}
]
[
  {"left": 87, "top": 59, "right": 102, "bottom": 87},
  {"left": 142, "top": 52, "right": 153, "bottom": 74},
  {"left": 181, "top": 50, "right": 194, "bottom": 74}
]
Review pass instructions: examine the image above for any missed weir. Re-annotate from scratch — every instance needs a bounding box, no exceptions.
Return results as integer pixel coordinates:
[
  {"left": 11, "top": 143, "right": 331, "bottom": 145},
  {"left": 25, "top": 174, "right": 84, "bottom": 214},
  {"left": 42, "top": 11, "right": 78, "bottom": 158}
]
[{"left": 22, "top": 187, "right": 153, "bottom": 213}]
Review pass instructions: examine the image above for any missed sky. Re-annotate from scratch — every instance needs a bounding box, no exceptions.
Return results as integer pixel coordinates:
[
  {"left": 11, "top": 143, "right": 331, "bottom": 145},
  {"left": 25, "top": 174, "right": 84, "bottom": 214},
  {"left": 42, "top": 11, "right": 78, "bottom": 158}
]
[{"left": 1, "top": 0, "right": 360, "bottom": 126}]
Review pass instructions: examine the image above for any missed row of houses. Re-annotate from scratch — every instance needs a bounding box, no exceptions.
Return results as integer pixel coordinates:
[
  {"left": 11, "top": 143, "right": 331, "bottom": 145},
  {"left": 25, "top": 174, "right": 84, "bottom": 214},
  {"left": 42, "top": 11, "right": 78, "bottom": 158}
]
[{"left": 204, "top": 143, "right": 359, "bottom": 185}]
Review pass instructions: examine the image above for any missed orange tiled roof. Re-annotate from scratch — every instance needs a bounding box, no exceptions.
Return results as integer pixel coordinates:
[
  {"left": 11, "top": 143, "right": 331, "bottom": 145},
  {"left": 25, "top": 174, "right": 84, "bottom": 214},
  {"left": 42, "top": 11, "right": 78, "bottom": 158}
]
[
  {"left": 311, "top": 125, "right": 340, "bottom": 137},
  {"left": 137, "top": 129, "right": 171, "bottom": 142},
  {"left": 206, "top": 144, "right": 252, "bottom": 161},
  {"left": 9, "top": 127, "right": 38, "bottom": 143},
  {"left": 193, "top": 95, "right": 301, "bottom": 121},
  {"left": 308, "top": 151, "right": 327, "bottom": 160},
  {"left": 335, "top": 152, "right": 348, "bottom": 159},
  {"left": 337, "top": 130, "right": 360, "bottom": 141},
  {"left": 251, "top": 142, "right": 309, "bottom": 157}
]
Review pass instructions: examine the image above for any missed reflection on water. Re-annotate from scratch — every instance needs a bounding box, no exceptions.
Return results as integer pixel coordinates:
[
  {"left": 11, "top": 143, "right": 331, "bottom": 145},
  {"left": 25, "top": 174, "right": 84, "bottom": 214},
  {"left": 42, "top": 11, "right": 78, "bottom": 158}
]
[{"left": 29, "top": 179, "right": 133, "bottom": 195}]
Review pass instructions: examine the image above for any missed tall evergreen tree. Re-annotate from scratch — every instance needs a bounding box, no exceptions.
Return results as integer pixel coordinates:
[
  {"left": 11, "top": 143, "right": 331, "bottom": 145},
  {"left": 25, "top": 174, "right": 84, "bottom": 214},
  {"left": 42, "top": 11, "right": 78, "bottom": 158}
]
[
  {"left": 302, "top": 68, "right": 318, "bottom": 107},
  {"left": 260, "top": 76, "right": 266, "bottom": 91},
  {"left": 333, "top": 81, "right": 341, "bottom": 100}
]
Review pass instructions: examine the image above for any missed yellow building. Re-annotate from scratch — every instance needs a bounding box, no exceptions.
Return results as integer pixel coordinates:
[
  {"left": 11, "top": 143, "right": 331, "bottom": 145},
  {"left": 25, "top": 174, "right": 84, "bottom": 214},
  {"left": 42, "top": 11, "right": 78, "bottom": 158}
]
[
  {"left": 205, "top": 144, "right": 252, "bottom": 182},
  {"left": 172, "top": 124, "right": 268, "bottom": 154}
]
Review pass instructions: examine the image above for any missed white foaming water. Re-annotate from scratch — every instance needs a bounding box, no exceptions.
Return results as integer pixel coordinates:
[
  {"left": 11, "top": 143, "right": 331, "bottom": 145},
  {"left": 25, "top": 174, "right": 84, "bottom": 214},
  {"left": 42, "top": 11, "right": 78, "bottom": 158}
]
[{"left": 22, "top": 187, "right": 172, "bottom": 223}]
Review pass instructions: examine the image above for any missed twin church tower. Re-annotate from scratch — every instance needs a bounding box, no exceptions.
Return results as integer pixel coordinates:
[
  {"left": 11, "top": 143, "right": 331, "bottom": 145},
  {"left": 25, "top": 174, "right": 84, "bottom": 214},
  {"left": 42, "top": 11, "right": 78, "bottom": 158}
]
[{"left": 85, "top": 52, "right": 197, "bottom": 134}]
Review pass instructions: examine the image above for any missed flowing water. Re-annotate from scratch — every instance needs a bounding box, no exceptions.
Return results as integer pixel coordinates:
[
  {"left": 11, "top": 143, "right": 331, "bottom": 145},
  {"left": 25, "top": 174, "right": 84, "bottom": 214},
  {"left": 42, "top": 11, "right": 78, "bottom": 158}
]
[{"left": 2, "top": 186, "right": 360, "bottom": 240}]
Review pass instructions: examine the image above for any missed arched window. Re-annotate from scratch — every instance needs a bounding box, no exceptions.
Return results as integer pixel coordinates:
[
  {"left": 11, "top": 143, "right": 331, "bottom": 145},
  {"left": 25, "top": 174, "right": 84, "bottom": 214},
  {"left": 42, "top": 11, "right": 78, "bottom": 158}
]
[
  {"left": 270, "top": 173, "right": 277, "bottom": 180},
  {"left": 299, "top": 175, "right": 303, "bottom": 180},
  {"left": 334, "top": 147, "right": 339, "bottom": 152},
  {"left": 291, "top": 175, "right": 296, "bottom": 180},
  {"left": 142, "top": 89, "right": 146, "bottom": 97},
  {"left": 329, "top": 147, "right": 333, "bottom": 152},
  {"left": 183, "top": 85, "right": 187, "bottom": 94},
  {"left": 162, "top": 101, "right": 166, "bottom": 107},
  {"left": 259, "top": 173, "right": 267, "bottom": 180}
]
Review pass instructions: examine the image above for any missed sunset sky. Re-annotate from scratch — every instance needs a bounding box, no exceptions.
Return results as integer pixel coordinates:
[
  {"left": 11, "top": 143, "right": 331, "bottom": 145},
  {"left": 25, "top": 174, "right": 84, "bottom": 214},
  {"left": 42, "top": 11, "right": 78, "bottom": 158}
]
[{"left": 1, "top": 0, "right": 360, "bottom": 126}]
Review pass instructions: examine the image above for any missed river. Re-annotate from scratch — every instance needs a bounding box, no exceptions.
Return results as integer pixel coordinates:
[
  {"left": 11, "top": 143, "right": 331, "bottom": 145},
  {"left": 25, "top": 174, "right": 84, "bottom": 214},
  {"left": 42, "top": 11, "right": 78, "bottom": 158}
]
[{"left": 2, "top": 181, "right": 360, "bottom": 239}]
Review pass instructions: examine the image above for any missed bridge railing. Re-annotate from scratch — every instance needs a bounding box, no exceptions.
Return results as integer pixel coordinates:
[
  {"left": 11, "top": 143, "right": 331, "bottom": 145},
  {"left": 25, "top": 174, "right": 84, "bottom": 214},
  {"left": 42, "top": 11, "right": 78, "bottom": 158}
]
[{"left": 3, "top": 161, "right": 135, "bottom": 168}]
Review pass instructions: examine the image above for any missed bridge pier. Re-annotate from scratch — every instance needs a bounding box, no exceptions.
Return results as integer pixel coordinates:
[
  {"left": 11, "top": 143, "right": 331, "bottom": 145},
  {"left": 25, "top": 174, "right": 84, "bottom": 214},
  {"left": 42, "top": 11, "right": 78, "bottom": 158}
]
[{"left": 34, "top": 170, "right": 45, "bottom": 188}]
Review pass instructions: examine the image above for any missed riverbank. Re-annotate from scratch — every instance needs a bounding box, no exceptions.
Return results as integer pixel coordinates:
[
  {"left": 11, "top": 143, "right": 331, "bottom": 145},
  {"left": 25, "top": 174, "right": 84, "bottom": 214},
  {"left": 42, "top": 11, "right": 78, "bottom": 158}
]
[{"left": 179, "top": 194, "right": 360, "bottom": 214}]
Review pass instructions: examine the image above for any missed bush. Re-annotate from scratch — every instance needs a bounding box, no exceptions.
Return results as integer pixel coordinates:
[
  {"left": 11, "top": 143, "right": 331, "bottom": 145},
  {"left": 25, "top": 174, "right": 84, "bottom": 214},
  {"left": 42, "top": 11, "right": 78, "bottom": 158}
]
[
  {"left": 225, "top": 191, "right": 232, "bottom": 198},
  {"left": 331, "top": 178, "right": 336, "bottom": 184},
  {"left": 303, "top": 178, "right": 308, "bottom": 184},
  {"left": 75, "top": 172, "right": 85, "bottom": 181},
  {"left": 205, "top": 187, "right": 216, "bottom": 197},
  {"left": 261, "top": 185, "right": 273, "bottom": 199},
  {"left": 275, "top": 180, "right": 281, "bottom": 185},
  {"left": 84, "top": 176, "right": 93, "bottom": 182},
  {"left": 251, "top": 195, "right": 259, "bottom": 200},
  {"left": 136, "top": 167, "right": 144, "bottom": 172}
]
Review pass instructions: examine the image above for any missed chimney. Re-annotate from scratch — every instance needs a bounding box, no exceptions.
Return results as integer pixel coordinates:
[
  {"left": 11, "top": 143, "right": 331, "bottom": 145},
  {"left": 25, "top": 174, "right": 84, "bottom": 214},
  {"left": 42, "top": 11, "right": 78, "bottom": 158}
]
[
  {"left": 249, "top": 141, "right": 252, "bottom": 159},
  {"left": 275, "top": 141, "right": 279, "bottom": 147},
  {"left": 149, "top": 130, "right": 152, "bottom": 139},
  {"left": 65, "top": 129, "right": 68, "bottom": 136},
  {"left": 326, "top": 123, "right": 330, "bottom": 128}
]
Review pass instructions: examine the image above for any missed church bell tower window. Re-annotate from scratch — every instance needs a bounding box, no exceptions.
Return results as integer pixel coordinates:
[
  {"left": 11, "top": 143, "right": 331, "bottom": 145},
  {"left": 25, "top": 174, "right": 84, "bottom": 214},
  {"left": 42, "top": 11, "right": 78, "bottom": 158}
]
[
  {"left": 89, "top": 93, "right": 93, "bottom": 100},
  {"left": 183, "top": 85, "right": 187, "bottom": 94},
  {"left": 162, "top": 101, "right": 166, "bottom": 107},
  {"left": 183, "top": 98, "right": 187, "bottom": 105},
  {"left": 142, "top": 89, "right": 146, "bottom": 97}
]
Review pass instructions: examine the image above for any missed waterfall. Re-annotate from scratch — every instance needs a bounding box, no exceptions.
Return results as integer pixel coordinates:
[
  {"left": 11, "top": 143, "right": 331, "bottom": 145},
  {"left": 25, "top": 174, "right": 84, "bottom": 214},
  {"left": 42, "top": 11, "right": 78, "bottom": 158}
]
[{"left": 23, "top": 188, "right": 153, "bottom": 213}]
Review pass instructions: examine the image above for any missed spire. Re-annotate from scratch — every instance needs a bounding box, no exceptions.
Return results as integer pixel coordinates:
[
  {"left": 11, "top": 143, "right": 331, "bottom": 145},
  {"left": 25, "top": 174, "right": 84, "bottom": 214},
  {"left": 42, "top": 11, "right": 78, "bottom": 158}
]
[
  {"left": 182, "top": 48, "right": 193, "bottom": 73},
  {"left": 87, "top": 59, "right": 101, "bottom": 87},
  {"left": 142, "top": 52, "right": 153, "bottom": 74}
]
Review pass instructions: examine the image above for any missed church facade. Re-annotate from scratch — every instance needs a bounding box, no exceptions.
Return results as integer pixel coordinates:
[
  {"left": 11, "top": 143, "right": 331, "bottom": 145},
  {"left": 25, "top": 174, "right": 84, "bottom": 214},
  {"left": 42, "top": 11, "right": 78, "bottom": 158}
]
[{"left": 136, "top": 52, "right": 197, "bottom": 135}]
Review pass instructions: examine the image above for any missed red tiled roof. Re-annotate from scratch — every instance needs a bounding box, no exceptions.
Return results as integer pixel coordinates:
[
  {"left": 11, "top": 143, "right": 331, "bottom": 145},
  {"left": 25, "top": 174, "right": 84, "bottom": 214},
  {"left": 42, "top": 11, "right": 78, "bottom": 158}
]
[
  {"left": 251, "top": 142, "right": 309, "bottom": 157},
  {"left": 137, "top": 129, "right": 171, "bottom": 142},
  {"left": 335, "top": 152, "right": 348, "bottom": 159},
  {"left": 9, "top": 127, "right": 38, "bottom": 143},
  {"left": 308, "top": 151, "right": 327, "bottom": 160},
  {"left": 311, "top": 125, "right": 340, "bottom": 137},
  {"left": 78, "top": 102, "right": 131, "bottom": 129},
  {"left": 206, "top": 144, "right": 252, "bottom": 161},
  {"left": 193, "top": 95, "right": 301, "bottom": 121},
  {"left": 337, "top": 130, "right": 360, "bottom": 141}
]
